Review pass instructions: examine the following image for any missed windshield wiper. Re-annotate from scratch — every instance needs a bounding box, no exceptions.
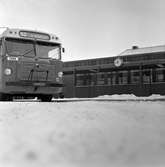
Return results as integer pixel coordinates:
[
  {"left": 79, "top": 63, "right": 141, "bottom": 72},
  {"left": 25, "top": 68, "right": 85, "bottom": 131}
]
[{"left": 21, "top": 48, "right": 34, "bottom": 57}]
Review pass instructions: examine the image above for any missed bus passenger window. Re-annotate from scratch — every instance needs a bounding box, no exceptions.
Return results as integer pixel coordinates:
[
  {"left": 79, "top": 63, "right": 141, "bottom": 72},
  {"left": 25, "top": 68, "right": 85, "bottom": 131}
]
[
  {"left": 0, "top": 40, "right": 2, "bottom": 56},
  {"left": 0, "top": 39, "right": 7, "bottom": 56}
]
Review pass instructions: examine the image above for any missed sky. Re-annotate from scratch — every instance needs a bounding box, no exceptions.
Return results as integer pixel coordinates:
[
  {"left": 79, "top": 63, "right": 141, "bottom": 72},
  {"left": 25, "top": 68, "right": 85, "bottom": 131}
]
[{"left": 1, "top": 0, "right": 165, "bottom": 61}]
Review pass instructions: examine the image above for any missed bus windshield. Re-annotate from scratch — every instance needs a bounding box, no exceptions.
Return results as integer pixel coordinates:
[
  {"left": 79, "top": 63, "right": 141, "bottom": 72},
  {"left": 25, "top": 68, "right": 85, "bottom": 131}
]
[
  {"left": 5, "top": 38, "right": 35, "bottom": 57},
  {"left": 36, "top": 41, "right": 61, "bottom": 60},
  {"left": 5, "top": 38, "right": 61, "bottom": 60}
]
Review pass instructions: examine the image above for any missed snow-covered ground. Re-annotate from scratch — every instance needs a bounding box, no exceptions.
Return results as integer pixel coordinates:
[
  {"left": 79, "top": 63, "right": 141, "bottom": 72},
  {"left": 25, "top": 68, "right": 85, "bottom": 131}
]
[
  {"left": 55, "top": 94, "right": 165, "bottom": 102},
  {"left": 0, "top": 95, "right": 165, "bottom": 167}
]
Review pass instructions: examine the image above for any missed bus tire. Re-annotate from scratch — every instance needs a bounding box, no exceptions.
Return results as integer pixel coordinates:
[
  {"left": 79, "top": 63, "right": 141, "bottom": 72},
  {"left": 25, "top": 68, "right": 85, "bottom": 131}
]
[
  {"left": 40, "top": 95, "right": 52, "bottom": 102},
  {"left": 59, "top": 94, "right": 64, "bottom": 99},
  {"left": 0, "top": 93, "right": 7, "bottom": 101}
]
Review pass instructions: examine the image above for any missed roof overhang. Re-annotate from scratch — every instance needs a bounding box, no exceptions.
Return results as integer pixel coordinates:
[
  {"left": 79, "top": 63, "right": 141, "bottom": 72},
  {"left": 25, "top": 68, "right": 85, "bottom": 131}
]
[{"left": 63, "top": 59, "right": 165, "bottom": 75}]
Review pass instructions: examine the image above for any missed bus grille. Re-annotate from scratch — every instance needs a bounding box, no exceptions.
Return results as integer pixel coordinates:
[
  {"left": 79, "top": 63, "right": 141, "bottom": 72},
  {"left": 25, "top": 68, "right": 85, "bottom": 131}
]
[{"left": 17, "top": 63, "right": 54, "bottom": 82}]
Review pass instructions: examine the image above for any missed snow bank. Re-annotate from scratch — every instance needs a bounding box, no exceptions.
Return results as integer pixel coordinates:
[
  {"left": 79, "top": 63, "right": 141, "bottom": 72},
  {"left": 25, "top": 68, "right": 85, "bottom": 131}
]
[
  {"left": 54, "top": 94, "right": 165, "bottom": 102},
  {"left": 96, "top": 94, "right": 165, "bottom": 100}
]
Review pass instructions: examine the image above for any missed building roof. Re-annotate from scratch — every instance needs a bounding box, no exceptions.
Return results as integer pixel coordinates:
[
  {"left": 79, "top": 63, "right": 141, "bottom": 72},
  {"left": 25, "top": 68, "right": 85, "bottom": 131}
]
[{"left": 118, "top": 45, "right": 165, "bottom": 57}]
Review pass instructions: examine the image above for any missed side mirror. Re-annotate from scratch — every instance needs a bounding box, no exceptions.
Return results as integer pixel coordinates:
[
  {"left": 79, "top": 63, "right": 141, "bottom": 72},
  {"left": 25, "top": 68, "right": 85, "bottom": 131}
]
[{"left": 62, "top": 47, "right": 65, "bottom": 53}]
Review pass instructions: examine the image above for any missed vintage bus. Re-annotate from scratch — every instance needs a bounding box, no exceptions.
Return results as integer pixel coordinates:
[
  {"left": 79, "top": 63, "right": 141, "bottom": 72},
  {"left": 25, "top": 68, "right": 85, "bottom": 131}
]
[{"left": 0, "top": 28, "right": 65, "bottom": 101}]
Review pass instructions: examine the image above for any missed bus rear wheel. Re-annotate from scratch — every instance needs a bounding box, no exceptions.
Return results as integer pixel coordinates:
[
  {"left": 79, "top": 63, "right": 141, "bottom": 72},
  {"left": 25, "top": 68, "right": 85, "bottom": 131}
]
[{"left": 40, "top": 95, "right": 52, "bottom": 102}]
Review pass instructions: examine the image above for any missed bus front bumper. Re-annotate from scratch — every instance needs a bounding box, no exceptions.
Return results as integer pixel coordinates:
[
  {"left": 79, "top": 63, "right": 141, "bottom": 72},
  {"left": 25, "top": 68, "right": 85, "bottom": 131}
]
[{"left": 5, "top": 82, "right": 65, "bottom": 87}]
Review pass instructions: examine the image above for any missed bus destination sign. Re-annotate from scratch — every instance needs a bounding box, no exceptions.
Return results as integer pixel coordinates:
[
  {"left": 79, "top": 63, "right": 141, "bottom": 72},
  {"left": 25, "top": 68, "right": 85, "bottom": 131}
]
[{"left": 19, "top": 31, "right": 50, "bottom": 40}]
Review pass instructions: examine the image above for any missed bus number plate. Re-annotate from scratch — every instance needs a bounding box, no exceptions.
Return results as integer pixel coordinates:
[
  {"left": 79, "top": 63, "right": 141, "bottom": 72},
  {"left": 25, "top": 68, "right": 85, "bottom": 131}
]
[
  {"left": 7, "top": 57, "right": 18, "bottom": 61},
  {"left": 33, "top": 83, "right": 46, "bottom": 86}
]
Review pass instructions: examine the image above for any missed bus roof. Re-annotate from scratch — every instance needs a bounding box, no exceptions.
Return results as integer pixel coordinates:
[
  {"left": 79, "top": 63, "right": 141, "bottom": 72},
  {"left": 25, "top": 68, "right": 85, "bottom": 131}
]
[{"left": 0, "top": 28, "right": 61, "bottom": 43}]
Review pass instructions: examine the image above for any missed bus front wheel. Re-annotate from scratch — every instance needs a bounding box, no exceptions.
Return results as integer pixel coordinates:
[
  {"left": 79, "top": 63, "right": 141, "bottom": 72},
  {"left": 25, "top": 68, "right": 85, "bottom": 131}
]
[
  {"left": 0, "top": 93, "right": 13, "bottom": 101},
  {"left": 0, "top": 93, "right": 7, "bottom": 101}
]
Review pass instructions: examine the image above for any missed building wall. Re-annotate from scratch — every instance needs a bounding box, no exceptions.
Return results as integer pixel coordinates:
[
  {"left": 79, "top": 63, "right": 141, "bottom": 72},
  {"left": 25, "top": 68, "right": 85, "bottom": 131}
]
[
  {"left": 63, "top": 47, "right": 165, "bottom": 98},
  {"left": 63, "top": 75, "right": 75, "bottom": 98}
]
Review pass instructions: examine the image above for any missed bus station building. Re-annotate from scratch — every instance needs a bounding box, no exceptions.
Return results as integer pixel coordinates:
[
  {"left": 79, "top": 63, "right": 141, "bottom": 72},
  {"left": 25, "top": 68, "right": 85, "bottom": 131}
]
[{"left": 62, "top": 45, "right": 165, "bottom": 98}]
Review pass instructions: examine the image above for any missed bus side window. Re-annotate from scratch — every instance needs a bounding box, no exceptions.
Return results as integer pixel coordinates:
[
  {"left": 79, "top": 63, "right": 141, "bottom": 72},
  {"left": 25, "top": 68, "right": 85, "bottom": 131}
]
[{"left": 0, "top": 40, "right": 2, "bottom": 56}]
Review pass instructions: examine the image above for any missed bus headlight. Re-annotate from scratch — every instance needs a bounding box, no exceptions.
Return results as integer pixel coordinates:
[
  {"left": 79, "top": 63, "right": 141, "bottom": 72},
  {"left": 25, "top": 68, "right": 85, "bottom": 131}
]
[
  {"left": 56, "top": 77, "right": 60, "bottom": 82},
  {"left": 58, "top": 71, "right": 63, "bottom": 78},
  {"left": 4, "top": 68, "right": 12, "bottom": 75}
]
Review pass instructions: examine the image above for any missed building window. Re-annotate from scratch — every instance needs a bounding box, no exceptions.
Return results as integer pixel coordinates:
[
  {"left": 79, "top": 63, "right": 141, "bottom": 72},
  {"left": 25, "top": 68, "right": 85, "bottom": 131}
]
[
  {"left": 143, "top": 69, "right": 151, "bottom": 83},
  {"left": 99, "top": 72, "right": 106, "bottom": 85},
  {"left": 76, "top": 74, "right": 85, "bottom": 86},
  {"left": 131, "top": 70, "right": 139, "bottom": 84},
  {"left": 91, "top": 73, "right": 98, "bottom": 85},
  {"left": 118, "top": 71, "right": 128, "bottom": 84},
  {"left": 155, "top": 68, "right": 165, "bottom": 82},
  {"left": 86, "top": 74, "right": 92, "bottom": 85},
  {"left": 107, "top": 72, "right": 112, "bottom": 85},
  {"left": 84, "top": 73, "right": 98, "bottom": 86},
  {"left": 112, "top": 72, "right": 116, "bottom": 85}
]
